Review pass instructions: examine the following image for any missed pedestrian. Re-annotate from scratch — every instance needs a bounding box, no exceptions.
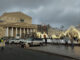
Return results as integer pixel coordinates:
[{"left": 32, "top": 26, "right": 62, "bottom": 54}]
[
  {"left": 44, "top": 35, "right": 47, "bottom": 45},
  {"left": 68, "top": 33, "right": 74, "bottom": 49},
  {"left": 64, "top": 35, "right": 69, "bottom": 46},
  {"left": 64, "top": 36, "right": 68, "bottom": 46},
  {"left": 73, "top": 36, "right": 79, "bottom": 42},
  {"left": 0, "top": 38, "right": 5, "bottom": 51},
  {"left": 45, "top": 38, "right": 47, "bottom": 45},
  {"left": 21, "top": 43, "right": 25, "bottom": 48}
]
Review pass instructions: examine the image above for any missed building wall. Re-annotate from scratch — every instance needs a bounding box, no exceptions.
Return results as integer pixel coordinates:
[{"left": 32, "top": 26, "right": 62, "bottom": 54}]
[
  {"left": 37, "top": 25, "right": 49, "bottom": 34},
  {"left": 0, "top": 12, "right": 32, "bottom": 24},
  {"left": 0, "top": 26, "right": 5, "bottom": 38},
  {"left": 0, "top": 12, "right": 37, "bottom": 38}
]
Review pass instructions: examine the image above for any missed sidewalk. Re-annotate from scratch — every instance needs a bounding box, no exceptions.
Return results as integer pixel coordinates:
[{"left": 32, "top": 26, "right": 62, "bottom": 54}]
[{"left": 28, "top": 45, "right": 80, "bottom": 60}]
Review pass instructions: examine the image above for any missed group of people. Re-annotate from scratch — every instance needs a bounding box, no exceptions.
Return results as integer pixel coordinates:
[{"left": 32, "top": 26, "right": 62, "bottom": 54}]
[
  {"left": 64, "top": 32, "right": 79, "bottom": 48},
  {"left": 44, "top": 32, "right": 79, "bottom": 47}
]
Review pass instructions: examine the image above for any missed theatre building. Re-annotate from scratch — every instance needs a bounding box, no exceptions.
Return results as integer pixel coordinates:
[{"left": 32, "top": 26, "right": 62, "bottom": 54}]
[{"left": 0, "top": 12, "right": 37, "bottom": 38}]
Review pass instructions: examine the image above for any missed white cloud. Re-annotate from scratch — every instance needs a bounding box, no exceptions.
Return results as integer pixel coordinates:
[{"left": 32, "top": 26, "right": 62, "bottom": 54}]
[
  {"left": 0, "top": 0, "right": 80, "bottom": 28},
  {"left": 31, "top": 6, "right": 44, "bottom": 14}
]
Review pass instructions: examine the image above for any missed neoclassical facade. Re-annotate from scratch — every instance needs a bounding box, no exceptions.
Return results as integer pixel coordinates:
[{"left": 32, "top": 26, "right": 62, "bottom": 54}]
[{"left": 0, "top": 12, "right": 37, "bottom": 38}]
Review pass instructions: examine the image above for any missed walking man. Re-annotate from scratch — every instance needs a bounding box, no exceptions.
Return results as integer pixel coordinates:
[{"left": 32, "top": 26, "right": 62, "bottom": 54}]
[
  {"left": 68, "top": 33, "right": 74, "bottom": 49},
  {"left": 44, "top": 35, "right": 47, "bottom": 45}
]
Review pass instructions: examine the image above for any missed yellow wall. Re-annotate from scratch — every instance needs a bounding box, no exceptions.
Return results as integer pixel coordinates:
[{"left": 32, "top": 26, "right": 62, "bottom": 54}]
[{"left": 0, "top": 12, "right": 32, "bottom": 24}]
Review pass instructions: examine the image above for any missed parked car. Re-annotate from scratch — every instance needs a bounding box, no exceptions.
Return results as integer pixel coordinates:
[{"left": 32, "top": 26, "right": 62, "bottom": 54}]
[
  {"left": 9, "top": 39, "right": 25, "bottom": 44},
  {"left": 24, "top": 38, "right": 44, "bottom": 47}
]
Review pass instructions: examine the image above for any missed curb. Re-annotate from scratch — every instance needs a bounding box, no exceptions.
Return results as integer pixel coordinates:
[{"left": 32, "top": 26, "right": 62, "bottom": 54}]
[{"left": 27, "top": 48, "right": 79, "bottom": 60}]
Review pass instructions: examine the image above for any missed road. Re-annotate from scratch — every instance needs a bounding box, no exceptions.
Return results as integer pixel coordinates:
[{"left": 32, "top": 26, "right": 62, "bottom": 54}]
[{"left": 0, "top": 45, "right": 74, "bottom": 60}]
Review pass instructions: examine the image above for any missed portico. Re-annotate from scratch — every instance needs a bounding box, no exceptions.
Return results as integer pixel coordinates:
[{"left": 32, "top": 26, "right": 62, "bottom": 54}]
[
  {"left": 4, "top": 22, "right": 37, "bottom": 38},
  {"left": 5, "top": 27, "right": 36, "bottom": 38}
]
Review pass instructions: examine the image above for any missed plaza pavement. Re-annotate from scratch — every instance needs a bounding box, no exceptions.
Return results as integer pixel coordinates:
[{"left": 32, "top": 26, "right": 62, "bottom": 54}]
[
  {"left": 28, "top": 45, "right": 80, "bottom": 60},
  {"left": 0, "top": 45, "right": 74, "bottom": 60}
]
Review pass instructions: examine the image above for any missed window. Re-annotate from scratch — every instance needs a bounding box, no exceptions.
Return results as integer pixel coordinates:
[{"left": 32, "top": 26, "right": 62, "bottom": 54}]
[{"left": 20, "top": 19, "right": 24, "bottom": 22}]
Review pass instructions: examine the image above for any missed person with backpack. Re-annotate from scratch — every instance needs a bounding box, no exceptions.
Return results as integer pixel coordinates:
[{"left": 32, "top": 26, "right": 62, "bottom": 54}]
[{"left": 0, "top": 38, "right": 5, "bottom": 51}]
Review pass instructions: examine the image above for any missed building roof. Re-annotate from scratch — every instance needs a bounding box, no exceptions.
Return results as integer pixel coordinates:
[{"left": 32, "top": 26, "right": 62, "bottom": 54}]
[{"left": 1, "top": 12, "right": 32, "bottom": 19}]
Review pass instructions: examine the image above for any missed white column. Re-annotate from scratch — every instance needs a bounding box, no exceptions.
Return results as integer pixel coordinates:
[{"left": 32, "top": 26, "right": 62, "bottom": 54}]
[
  {"left": 6, "top": 27, "right": 9, "bottom": 37},
  {"left": 24, "top": 28, "right": 25, "bottom": 34},
  {"left": 27, "top": 29, "right": 29, "bottom": 34},
  {"left": 16, "top": 28, "right": 18, "bottom": 37},
  {"left": 30, "top": 29, "right": 32, "bottom": 33},
  {"left": 32, "top": 29, "right": 34, "bottom": 33},
  {"left": 11, "top": 27, "right": 13, "bottom": 37},
  {"left": 33, "top": 29, "right": 35, "bottom": 32},
  {"left": 20, "top": 28, "right": 21, "bottom": 37}
]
